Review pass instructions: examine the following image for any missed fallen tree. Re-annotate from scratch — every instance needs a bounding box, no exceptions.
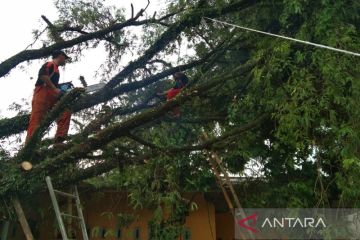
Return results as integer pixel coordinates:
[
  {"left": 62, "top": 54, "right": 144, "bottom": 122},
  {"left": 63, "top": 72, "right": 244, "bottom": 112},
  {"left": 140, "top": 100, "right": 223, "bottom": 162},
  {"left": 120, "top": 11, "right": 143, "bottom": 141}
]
[
  {"left": 1, "top": 0, "right": 357, "bottom": 238},
  {"left": 0, "top": 0, "right": 256, "bottom": 138},
  {"left": 0, "top": 0, "right": 263, "bottom": 199},
  {"left": 1, "top": 61, "right": 258, "bottom": 196}
]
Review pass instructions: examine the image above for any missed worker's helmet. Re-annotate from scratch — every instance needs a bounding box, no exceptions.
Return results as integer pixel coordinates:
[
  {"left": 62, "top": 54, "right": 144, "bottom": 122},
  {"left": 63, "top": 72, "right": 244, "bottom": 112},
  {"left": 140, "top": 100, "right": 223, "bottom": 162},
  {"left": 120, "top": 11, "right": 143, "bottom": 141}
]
[
  {"left": 173, "top": 72, "right": 189, "bottom": 86},
  {"left": 51, "top": 50, "right": 71, "bottom": 60}
]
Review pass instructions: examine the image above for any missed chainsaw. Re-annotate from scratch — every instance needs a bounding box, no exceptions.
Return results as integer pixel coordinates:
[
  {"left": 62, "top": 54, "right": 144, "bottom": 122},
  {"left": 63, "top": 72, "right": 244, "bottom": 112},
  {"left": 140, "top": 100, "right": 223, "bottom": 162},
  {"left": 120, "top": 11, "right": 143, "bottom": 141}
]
[{"left": 58, "top": 81, "right": 106, "bottom": 93}]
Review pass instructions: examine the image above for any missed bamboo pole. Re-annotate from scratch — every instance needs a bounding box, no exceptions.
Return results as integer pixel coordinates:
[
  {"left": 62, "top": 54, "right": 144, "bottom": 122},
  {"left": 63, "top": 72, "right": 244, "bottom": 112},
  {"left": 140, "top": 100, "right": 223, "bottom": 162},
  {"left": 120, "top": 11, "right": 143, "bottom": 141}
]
[{"left": 11, "top": 196, "right": 34, "bottom": 240}]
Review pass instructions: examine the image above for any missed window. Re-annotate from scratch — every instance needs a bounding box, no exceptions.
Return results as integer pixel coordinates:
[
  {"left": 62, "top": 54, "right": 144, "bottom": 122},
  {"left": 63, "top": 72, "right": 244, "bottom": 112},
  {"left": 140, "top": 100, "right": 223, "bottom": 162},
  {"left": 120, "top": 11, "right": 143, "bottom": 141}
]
[
  {"left": 134, "top": 227, "right": 141, "bottom": 240},
  {"left": 100, "top": 228, "right": 106, "bottom": 238},
  {"left": 91, "top": 227, "right": 106, "bottom": 238},
  {"left": 116, "top": 228, "right": 122, "bottom": 239},
  {"left": 183, "top": 228, "right": 191, "bottom": 240}
]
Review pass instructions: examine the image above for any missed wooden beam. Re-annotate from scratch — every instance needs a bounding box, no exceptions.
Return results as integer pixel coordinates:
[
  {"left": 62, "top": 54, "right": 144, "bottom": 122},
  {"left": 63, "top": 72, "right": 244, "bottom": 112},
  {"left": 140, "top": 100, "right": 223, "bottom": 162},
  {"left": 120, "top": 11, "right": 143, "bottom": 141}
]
[{"left": 11, "top": 196, "right": 34, "bottom": 240}]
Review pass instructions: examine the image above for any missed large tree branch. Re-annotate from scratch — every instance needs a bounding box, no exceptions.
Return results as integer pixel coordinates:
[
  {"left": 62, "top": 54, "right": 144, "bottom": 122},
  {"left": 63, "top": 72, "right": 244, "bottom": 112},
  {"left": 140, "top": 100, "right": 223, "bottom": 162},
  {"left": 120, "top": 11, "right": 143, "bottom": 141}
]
[
  {"left": 0, "top": 8, "right": 161, "bottom": 78},
  {"left": 20, "top": 63, "right": 248, "bottom": 176},
  {"left": 104, "top": 0, "right": 258, "bottom": 89},
  {"left": 168, "top": 114, "right": 268, "bottom": 153},
  {"left": 12, "top": 108, "right": 264, "bottom": 195},
  {"left": 0, "top": 56, "right": 209, "bottom": 138},
  {"left": 25, "top": 101, "right": 157, "bottom": 160},
  {"left": 51, "top": 112, "right": 264, "bottom": 189},
  {"left": 29, "top": 62, "right": 254, "bottom": 174},
  {"left": 74, "top": 55, "right": 208, "bottom": 111},
  {"left": 39, "top": 152, "right": 150, "bottom": 192},
  {"left": 14, "top": 110, "right": 265, "bottom": 196},
  {"left": 42, "top": 15, "right": 127, "bottom": 47}
]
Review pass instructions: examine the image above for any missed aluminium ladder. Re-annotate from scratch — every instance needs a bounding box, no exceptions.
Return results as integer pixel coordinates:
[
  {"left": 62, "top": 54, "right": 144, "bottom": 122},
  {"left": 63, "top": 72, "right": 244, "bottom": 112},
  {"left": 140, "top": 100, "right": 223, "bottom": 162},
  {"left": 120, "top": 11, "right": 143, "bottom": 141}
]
[{"left": 45, "top": 176, "right": 89, "bottom": 240}]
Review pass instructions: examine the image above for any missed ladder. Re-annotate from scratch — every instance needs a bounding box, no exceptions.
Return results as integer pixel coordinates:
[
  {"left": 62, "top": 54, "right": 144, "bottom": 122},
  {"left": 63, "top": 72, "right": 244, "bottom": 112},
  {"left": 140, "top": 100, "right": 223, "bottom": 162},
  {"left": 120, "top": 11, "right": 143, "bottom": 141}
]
[
  {"left": 201, "top": 133, "right": 242, "bottom": 214},
  {"left": 201, "top": 133, "right": 254, "bottom": 240},
  {"left": 45, "top": 176, "right": 89, "bottom": 240}
]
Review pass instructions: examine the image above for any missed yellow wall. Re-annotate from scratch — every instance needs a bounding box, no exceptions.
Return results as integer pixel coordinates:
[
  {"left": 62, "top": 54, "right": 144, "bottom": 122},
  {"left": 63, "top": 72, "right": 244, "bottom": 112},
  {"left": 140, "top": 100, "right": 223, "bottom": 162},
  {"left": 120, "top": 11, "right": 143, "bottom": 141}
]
[
  {"left": 183, "top": 193, "right": 217, "bottom": 240},
  {"left": 215, "top": 212, "right": 234, "bottom": 240},
  {"left": 31, "top": 191, "right": 222, "bottom": 240}
]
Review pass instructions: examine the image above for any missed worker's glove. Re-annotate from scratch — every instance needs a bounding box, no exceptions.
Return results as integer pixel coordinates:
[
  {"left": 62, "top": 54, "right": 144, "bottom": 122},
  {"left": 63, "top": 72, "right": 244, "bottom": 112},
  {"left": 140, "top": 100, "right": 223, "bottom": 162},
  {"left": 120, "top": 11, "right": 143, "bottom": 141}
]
[
  {"left": 57, "top": 88, "right": 66, "bottom": 99},
  {"left": 59, "top": 82, "right": 74, "bottom": 92},
  {"left": 61, "top": 88, "right": 67, "bottom": 94}
]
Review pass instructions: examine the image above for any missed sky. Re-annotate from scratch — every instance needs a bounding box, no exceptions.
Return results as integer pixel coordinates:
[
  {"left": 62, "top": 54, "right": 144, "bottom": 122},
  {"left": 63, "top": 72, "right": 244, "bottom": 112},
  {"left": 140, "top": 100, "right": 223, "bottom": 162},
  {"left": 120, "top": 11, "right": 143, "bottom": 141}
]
[{"left": 0, "top": 0, "right": 168, "bottom": 118}]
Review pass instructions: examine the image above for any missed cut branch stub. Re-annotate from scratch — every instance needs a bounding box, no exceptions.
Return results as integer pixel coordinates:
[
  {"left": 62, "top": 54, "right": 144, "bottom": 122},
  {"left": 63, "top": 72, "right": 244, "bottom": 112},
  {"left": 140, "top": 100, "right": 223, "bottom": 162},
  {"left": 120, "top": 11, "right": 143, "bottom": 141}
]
[{"left": 20, "top": 161, "right": 33, "bottom": 171}]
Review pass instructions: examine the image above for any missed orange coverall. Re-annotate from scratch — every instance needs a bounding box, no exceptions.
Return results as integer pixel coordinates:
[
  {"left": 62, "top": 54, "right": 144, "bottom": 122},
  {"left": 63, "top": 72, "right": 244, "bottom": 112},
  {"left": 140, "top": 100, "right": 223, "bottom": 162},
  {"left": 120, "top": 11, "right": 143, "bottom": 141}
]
[
  {"left": 25, "top": 62, "right": 71, "bottom": 143},
  {"left": 166, "top": 87, "right": 182, "bottom": 116}
]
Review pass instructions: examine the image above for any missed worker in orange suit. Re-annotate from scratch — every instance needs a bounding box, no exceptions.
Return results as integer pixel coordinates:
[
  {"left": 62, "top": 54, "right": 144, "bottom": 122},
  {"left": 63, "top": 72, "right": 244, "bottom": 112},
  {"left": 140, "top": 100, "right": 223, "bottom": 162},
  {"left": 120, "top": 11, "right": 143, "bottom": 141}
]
[
  {"left": 157, "top": 72, "right": 189, "bottom": 117},
  {"left": 25, "top": 50, "right": 72, "bottom": 145}
]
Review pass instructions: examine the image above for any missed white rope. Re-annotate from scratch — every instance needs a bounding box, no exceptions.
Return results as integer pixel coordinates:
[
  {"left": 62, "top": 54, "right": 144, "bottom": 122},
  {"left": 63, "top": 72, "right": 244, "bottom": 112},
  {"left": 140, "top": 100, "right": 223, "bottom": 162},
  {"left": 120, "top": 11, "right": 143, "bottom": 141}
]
[{"left": 203, "top": 17, "right": 360, "bottom": 57}]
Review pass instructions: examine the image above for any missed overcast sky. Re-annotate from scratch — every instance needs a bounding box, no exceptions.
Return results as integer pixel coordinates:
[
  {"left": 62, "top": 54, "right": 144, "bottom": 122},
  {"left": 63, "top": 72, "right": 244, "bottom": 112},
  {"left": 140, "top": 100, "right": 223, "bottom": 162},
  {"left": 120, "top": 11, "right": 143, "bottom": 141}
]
[{"left": 0, "top": 0, "right": 167, "bottom": 118}]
